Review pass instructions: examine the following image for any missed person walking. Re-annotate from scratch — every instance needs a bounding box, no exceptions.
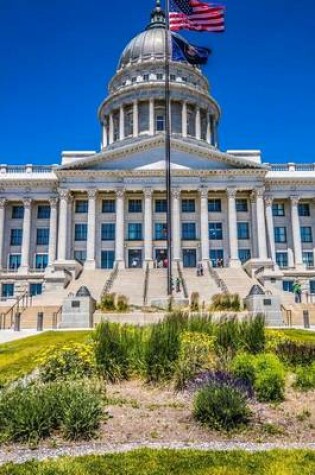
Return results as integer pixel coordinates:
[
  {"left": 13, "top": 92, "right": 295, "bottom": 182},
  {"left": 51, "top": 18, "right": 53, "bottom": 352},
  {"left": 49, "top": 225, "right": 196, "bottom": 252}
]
[{"left": 293, "top": 280, "right": 302, "bottom": 303}]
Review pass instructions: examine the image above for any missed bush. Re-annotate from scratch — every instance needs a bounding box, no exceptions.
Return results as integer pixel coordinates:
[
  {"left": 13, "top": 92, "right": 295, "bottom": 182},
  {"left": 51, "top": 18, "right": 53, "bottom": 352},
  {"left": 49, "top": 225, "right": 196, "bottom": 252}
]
[
  {"left": 295, "top": 363, "right": 315, "bottom": 391},
  {"left": 193, "top": 383, "right": 251, "bottom": 431},
  {"left": 215, "top": 317, "right": 240, "bottom": 362},
  {"left": 116, "top": 294, "right": 129, "bottom": 312},
  {"left": 266, "top": 330, "right": 291, "bottom": 352},
  {"left": 99, "top": 293, "right": 116, "bottom": 311},
  {"left": 231, "top": 353, "right": 256, "bottom": 386},
  {"left": 276, "top": 340, "right": 315, "bottom": 366},
  {"left": 254, "top": 354, "right": 285, "bottom": 402},
  {"left": 211, "top": 293, "right": 241, "bottom": 312},
  {"left": 190, "top": 292, "right": 200, "bottom": 312},
  {"left": 240, "top": 315, "right": 265, "bottom": 354}
]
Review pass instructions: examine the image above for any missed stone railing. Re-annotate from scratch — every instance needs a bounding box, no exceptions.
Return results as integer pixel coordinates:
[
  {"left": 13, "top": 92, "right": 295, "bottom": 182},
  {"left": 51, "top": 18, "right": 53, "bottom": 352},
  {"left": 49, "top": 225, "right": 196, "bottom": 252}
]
[
  {"left": 269, "top": 163, "right": 315, "bottom": 172},
  {"left": 0, "top": 165, "right": 55, "bottom": 174}
]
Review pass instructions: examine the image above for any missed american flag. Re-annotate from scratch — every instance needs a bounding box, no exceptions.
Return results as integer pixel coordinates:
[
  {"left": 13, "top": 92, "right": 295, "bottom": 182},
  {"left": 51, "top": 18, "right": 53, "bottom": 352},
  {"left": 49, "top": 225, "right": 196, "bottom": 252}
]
[{"left": 169, "top": 0, "right": 225, "bottom": 33}]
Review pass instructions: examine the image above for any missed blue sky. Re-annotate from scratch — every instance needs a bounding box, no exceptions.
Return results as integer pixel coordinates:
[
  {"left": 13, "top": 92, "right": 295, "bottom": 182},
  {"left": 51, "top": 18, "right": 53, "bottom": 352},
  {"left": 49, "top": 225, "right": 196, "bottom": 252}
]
[{"left": 0, "top": 0, "right": 314, "bottom": 165}]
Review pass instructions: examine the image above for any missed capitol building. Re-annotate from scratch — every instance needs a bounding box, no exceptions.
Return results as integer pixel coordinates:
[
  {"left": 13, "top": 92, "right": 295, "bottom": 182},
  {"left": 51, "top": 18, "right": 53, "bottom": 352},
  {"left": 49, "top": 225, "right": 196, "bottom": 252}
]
[{"left": 1, "top": 1, "right": 315, "bottom": 306}]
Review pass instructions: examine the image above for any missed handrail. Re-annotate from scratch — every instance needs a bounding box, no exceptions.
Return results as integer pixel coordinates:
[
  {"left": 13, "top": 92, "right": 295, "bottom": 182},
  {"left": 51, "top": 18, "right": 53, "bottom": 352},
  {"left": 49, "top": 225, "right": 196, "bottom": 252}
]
[
  {"left": 52, "top": 305, "right": 63, "bottom": 329},
  {"left": 207, "top": 262, "right": 228, "bottom": 292},
  {"left": 177, "top": 261, "right": 189, "bottom": 299},
  {"left": 0, "top": 291, "right": 31, "bottom": 329},
  {"left": 101, "top": 263, "right": 119, "bottom": 298},
  {"left": 281, "top": 304, "right": 292, "bottom": 327},
  {"left": 143, "top": 263, "right": 149, "bottom": 307}
]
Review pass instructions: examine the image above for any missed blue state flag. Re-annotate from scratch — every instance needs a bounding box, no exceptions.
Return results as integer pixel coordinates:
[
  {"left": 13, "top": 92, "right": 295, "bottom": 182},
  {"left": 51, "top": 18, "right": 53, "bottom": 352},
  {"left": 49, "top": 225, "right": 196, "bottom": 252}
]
[{"left": 172, "top": 33, "right": 211, "bottom": 65}]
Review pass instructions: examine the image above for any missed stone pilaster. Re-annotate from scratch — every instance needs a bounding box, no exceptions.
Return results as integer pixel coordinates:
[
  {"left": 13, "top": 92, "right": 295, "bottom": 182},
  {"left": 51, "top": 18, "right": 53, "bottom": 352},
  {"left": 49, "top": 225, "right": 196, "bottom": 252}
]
[
  {"left": 0, "top": 198, "right": 6, "bottom": 270},
  {"left": 291, "top": 196, "right": 304, "bottom": 268},
  {"left": 57, "top": 190, "right": 70, "bottom": 261},
  {"left": 250, "top": 192, "right": 258, "bottom": 259},
  {"left": 119, "top": 105, "right": 125, "bottom": 141},
  {"left": 109, "top": 113, "right": 114, "bottom": 144},
  {"left": 86, "top": 190, "right": 97, "bottom": 269},
  {"left": 200, "top": 189, "right": 209, "bottom": 262},
  {"left": 206, "top": 114, "right": 211, "bottom": 144},
  {"left": 172, "top": 189, "right": 181, "bottom": 261},
  {"left": 182, "top": 102, "right": 187, "bottom": 138},
  {"left": 144, "top": 188, "right": 153, "bottom": 266},
  {"left": 48, "top": 197, "right": 58, "bottom": 266},
  {"left": 115, "top": 189, "right": 125, "bottom": 268},
  {"left": 227, "top": 189, "right": 240, "bottom": 267},
  {"left": 19, "top": 198, "right": 32, "bottom": 273},
  {"left": 102, "top": 121, "right": 108, "bottom": 149},
  {"left": 264, "top": 196, "right": 276, "bottom": 264},
  {"left": 195, "top": 107, "right": 201, "bottom": 140},
  {"left": 149, "top": 98, "right": 155, "bottom": 135},
  {"left": 133, "top": 100, "right": 139, "bottom": 137},
  {"left": 255, "top": 188, "right": 268, "bottom": 260}
]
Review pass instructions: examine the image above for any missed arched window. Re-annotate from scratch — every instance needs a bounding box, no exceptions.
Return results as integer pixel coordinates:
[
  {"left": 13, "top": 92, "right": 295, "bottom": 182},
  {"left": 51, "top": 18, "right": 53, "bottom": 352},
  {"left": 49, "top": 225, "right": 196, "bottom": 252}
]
[{"left": 139, "top": 102, "right": 149, "bottom": 133}]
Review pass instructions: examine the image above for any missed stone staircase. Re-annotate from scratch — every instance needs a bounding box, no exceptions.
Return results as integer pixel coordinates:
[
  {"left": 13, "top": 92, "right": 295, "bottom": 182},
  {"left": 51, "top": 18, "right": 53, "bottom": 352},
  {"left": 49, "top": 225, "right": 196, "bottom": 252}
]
[
  {"left": 146, "top": 268, "right": 167, "bottom": 305},
  {"left": 182, "top": 267, "right": 220, "bottom": 305},
  {"left": 215, "top": 267, "right": 260, "bottom": 299},
  {"left": 110, "top": 268, "right": 145, "bottom": 307},
  {"left": 282, "top": 303, "right": 315, "bottom": 327}
]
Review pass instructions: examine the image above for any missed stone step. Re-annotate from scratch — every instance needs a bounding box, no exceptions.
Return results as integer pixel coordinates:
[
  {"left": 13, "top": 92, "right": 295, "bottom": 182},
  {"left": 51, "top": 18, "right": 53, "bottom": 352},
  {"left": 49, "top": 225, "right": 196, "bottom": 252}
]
[{"left": 110, "top": 269, "right": 145, "bottom": 307}]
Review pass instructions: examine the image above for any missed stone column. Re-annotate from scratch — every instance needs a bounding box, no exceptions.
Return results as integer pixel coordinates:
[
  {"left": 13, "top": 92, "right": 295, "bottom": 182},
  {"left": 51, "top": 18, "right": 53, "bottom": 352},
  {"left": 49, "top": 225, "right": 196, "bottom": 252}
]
[
  {"left": 0, "top": 198, "right": 6, "bottom": 270},
  {"left": 291, "top": 196, "right": 304, "bottom": 268},
  {"left": 86, "top": 190, "right": 97, "bottom": 269},
  {"left": 144, "top": 188, "right": 153, "bottom": 266},
  {"left": 48, "top": 198, "right": 58, "bottom": 266},
  {"left": 19, "top": 198, "right": 32, "bottom": 273},
  {"left": 119, "top": 105, "right": 125, "bottom": 141},
  {"left": 227, "top": 189, "right": 240, "bottom": 267},
  {"left": 115, "top": 189, "right": 125, "bottom": 268},
  {"left": 200, "top": 189, "right": 209, "bottom": 261},
  {"left": 256, "top": 189, "right": 268, "bottom": 260},
  {"left": 133, "top": 100, "right": 139, "bottom": 138},
  {"left": 172, "top": 189, "right": 181, "bottom": 261},
  {"left": 57, "top": 190, "right": 69, "bottom": 261},
  {"left": 264, "top": 197, "right": 276, "bottom": 264},
  {"left": 101, "top": 122, "right": 108, "bottom": 149},
  {"left": 109, "top": 113, "right": 114, "bottom": 144},
  {"left": 195, "top": 107, "right": 201, "bottom": 140},
  {"left": 250, "top": 192, "right": 258, "bottom": 259},
  {"left": 182, "top": 102, "right": 187, "bottom": 138},
  {"left": 149, "top": 98, "right": 155, "bottom": 135},
  {"left": 206, "top": 115, "right": 211, "bottom": 144}
]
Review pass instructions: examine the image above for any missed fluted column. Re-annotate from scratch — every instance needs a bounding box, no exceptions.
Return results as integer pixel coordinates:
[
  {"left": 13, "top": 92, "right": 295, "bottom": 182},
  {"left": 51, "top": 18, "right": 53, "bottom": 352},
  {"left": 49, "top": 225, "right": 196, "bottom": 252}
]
[
  {"left": 86, "top": 190, "right": 97, "bottom": 269},
  {"left": 101, "top": 121, "right": 108, "bottom": 149},
  {"left": 200, "top": 189, "right": 209, "bottom": 261},
  {"left": 133, "top": 100, "right": 139, "bottom": 137},
  {"left": 291, "top": 196, "right": 304, "bottom": 268},
  {"left": 119, "top": 105, "right": 125, "bottom": 141},
  {"left": 57, "top": 190, "right": 69, "bottom": 261},
  {"left": 172, "top": 189, "right": 181, "bottom": 261},
  {"left": 227, "top": 189, "right": 240, "bottom": 267},
  {"left": 19, "top": 198, "right": 32, "bottom": 272},
  {"left": 144, "top": 188, "right": 153, "bottom": 266},
  {"left": 265, "top": 197, "right": 276, "bottom": 264},
  {"left": 149, "top": 98, "right": 154, "bottom": 135},
  {"left": 109, "top": 113, "right": 114, "bottom": 144},
  {"left": 182, "top": 102, "right": 187, "bottom": 138},
  {"left": 48, "top": 198, "right": 58, "bottom": 266},
  {"left": 0, "top": 199, "right": 6, "bottom": 270},
  {"left": 115, "top": 189, "right": 125, "bottom": 268},
  {"left": 195, "top": 107, "right": 201, "bottom": 140},
  {"left": 256, "top": 189, "right": 268, "bottom": 260}
]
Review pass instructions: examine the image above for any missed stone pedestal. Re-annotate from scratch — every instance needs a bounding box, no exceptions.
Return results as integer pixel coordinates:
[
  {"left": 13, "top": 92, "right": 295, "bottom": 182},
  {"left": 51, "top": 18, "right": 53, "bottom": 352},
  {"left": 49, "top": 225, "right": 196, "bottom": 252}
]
[
  {"left": 244, "top": 285, "right": 283, "bottom": 327},
  {"left": 59, "top": 286, "right": 96, "bottom": 329}
]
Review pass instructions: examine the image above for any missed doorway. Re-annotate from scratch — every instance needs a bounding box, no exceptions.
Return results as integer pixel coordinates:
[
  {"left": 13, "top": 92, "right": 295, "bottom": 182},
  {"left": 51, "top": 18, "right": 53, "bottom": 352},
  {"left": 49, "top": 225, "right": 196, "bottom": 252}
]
[
  {"left": 183, "top": 249, "right": 197, "bottom": 268},
  {"left": 128, "top": 249, "right": 143, "bottom": 268}
]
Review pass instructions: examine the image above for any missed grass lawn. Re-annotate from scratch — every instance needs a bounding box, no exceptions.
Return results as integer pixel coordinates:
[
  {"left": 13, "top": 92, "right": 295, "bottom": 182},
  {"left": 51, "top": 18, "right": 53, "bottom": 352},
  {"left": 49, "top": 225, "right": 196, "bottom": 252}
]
[
  {"left": 1, "top": 449, "right": 315, "bottom": 474},
  {"left": 0, "top": 330, "right": 91, "bottom": 387},
  {"left": 273, "top": 329, "right": 315, "bottom": 343}
]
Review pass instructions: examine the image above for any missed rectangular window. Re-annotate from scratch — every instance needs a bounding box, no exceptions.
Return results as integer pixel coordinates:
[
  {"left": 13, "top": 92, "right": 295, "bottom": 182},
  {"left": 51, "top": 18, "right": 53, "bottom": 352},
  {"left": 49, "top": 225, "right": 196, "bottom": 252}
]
[
  {"left": 128, "top": 223, "right": 142, "bottom": 240},
  {"left": 155, "top": 223, "right": 168, "bottom": 240},
  {"left": 36, "top": 228, "right": 49, "bottom": 246},
  {"left": 35, "top": 254, "right": 48, "bottom": 270},
  {"left": 283, "top": 280, "right": 294, "bottom": 293},
  {"left": 299, "top": 203, "right": 310, "bottom": 217},
  {"left": 8, "top": 254, "right": 21, "bottom": 270},
  {"left": 128, "top": 199, "right": 142, "bottom": 213},
  {"left": 156, "top": 115, "right": 165, "bottom": 131},
  {"left": 208, "top": 199, "right": 221, "bottom": 213},
  {"left": 274, "top": 226, "right": 287, "bottom": 243},
  {"left": 30, "top": 283, "right": 42, "bottom": 296},
  {"left": 182, "top": 222, "right": 196, "bottom": 240},
  {"left": 182, "top": 199, "right": 195, "bottom": 213},
  {"left": 74, "top": 250, "right": 87, "bottom": 262},
  {"left": 143, "top": 74, "right": 149, "bottom": 81},
  {"left": 101, "top": 250, "right": 115, "bottom": 269},
  {"left": 237, "top": 222, "right": 250, "bottom": 240},
  {"left": 101, "top": 223, "right": 115, "bottom": 241},
  {"left": 75, "top": 200, "right": 88, "bottom": 213},
  {"left": 102, "top": 199, "right": 116, "bottom": 213},
  {"left": 12, "top": 205, "right": 24, "bottom": 219},
  {"left": 301, "top": 226, "right": 313, "bottom": 243},
  {"left": 209, "top": 222, "right": 223, "bottom": 240},
  {"left": 276, "top": 252, "right": 288, "bottom": 269},
  {"left": 236, "top": 199, "right": 248, "bottom": 212},
  {"left": 310, "top": 280, "right": 315, "bottom": 294},
  {"left": 10, "top": 229, "right": 23, "bottom": 246},
  {"left": 239, "top": 249, "right": 251, "bottom": 263},
  {"left": 156, "top": 73, "right": 163, "bottom": 80},
  {"left": 170, "top": 74, "right": 176, "bottom": 81},
  {"left": 74, "top": 223, "right": 87, "bottom": 241},
  {"left": 2, "top": 283, "right": 14, "bottom": 298},
  {"left": 210, "top": 249, "right": 224, "bottom": 268},
  {"left": 303, "top": 252, "right": 314, "bottom": 268},
  {"left": 37, "top": 205, "right": 50, "bottom": 219},
  {"left": 155, "top": 199, "right": 167, "bottom": 213},
  {"left": 272, "top": 203, "right": 285, "bottom": 217}
]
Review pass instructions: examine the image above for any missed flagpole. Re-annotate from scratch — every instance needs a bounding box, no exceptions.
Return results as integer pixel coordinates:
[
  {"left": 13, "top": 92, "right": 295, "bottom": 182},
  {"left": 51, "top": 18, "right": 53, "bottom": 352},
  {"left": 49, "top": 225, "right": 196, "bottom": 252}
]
[{"left": 164, "top": 0, "right": 173, "bottom": 297}]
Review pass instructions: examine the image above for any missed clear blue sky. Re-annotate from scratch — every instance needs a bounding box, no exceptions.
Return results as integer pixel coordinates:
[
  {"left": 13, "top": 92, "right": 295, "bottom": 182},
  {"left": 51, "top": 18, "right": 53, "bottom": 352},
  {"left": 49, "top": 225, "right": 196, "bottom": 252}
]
[{"left": 0, "top": 0, "right": 314, "bottom": 165}]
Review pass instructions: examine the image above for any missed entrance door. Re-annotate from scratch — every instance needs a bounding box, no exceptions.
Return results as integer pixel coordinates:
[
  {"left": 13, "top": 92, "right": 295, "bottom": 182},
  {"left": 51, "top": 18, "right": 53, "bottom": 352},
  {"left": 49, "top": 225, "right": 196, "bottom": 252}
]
[
  {"left": 183, "top": 249, "right": 197, "bottom": 268},
  {"left": 128, "top": 249, "right": 143, "bottom": 268},
  {"left": 155, "top": 249, "right": 167, "bottom": 267},
  {"left": 101, "top": 250, "right": 115, "bottom": 269}
]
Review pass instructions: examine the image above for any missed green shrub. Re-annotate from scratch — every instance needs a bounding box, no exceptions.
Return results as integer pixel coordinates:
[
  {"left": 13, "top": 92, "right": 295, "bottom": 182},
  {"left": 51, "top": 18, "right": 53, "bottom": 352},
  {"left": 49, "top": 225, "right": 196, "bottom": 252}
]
[
  {"left": 231, "top": 353, "right": 256, "bottom": 386},
  {"left": 116, "top": 294, "right": 129, "bottom": 312},
  {"left": 276, "top": 340, "right": 315, "bottom": 366},
  {"left": 99, "top": 293, "right": 116, "bottom": 311},
  {"left": 211, "top": 293, "right": 241, "bottom": 312},
  {"left": 193, "top": 383, "right": 250, "bottom": 431},
  {"left": 215, "top": 317, "right": 240, "bottom": 362},
  {"left": 265, "top": 330, "right": 291, "bottom": 352},
  {"left": 190, "top": 292, "right": 200, "bottom": 312},
  {"left": 240, "top": 315, "right": 265, "bottom": 354},
  {"left": 295, "top": 363, "right": 315, "bottom": 391},
  {"left": 254, "top": 354, "right": 285, "bottom": 402}
]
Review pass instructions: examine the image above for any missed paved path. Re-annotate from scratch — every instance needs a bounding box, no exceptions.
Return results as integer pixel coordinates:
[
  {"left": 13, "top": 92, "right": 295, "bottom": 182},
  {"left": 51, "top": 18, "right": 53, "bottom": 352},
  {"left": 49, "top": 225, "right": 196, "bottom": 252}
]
[{"left": 0, "top": 330, "right": 40, "bottom": 344}]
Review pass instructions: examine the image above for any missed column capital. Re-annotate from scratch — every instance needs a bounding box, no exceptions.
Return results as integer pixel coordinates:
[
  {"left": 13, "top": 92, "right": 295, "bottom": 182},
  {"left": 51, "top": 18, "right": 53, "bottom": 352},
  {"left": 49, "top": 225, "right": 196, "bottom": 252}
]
[
  {"left": 115, "top": 188, "right": 125, "bottom": 199},
  {"left": 58, "top": 189, "right": 70, "bottom": 201},
  {"left": 227, "top": 188, "right": 237, "bottom": 198},
  {"left": 290, "top": 195, "right": 300, "bottom": 206},
  {"left": 200, "top": 188, "right": 209, "bottom": 199},
  {"left": 0, "top": 198, "right": 6, "bottom": 209},
  {"left": 23, "top": 198, "right": 32, "bottom": 208},
  {"left": 87, "top": 189, "right": 97, "bottom": 199},
  {"left": 49, "top": 197, "right": 58, "bottom": 208},
  {"left": 144, "top": 188, "right": 153, "bottom": 199},
  {"left": 264, "top": 196, "right": 273, "bottom": 206},
  {"left": 171, "top": 188, "right": 181, "bottom": 199}
]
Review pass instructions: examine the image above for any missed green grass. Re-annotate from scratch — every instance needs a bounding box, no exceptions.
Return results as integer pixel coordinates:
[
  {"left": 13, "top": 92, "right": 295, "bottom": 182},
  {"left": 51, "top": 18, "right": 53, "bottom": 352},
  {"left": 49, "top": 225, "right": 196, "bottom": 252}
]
[
  {"left": 0, "top": 331, "right": 91, "bottom": 387},
  {"left": 1, "top": 449, "right": 315, "bottom": 474},
  {"left": 272, "top": 329, "right": 315, "bottom": 343}
]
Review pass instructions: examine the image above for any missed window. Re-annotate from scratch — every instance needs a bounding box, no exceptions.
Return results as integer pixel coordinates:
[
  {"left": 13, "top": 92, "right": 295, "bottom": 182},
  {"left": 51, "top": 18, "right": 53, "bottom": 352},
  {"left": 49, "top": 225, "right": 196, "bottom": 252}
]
[
  {"left": 10, "top": 229, "right": 22, "bottom": 246},
  {"left": 156, "top": 73, "right": 163, "bottom": 80},
  {"left": 299, "top": 203, "right": 310, "bottom": 217},
  {"left": 274, "top": 227, "right": 287, "bottom": 243},
  {"left": 8, "top": 254, "right": 21, "bottom": 270},
  {"left": 12, "top": 205, "right": 24, "bottom": 219},
  {"left": 156, "top": 115, "right": 165, "bottom": 131},
  {"left": 102, "top": 199, "right": 115, "bottom": 213},
  {"left": 272, "top": 203, "right": 285, "bottom": 217},
  {"left": 155, "top": 223, "right": 167, "bottom": 240},
  {"left": 155, "top": 199, "right": 167, "bottom": 213},
  {"left": 37, "top": 205, "right": 50, "bottom": 219},
  {"left": 74, "top": 250, "right": 86, "bottom": 262},
  {"left": 182, "top": 222, "right": 196, "bottom": 240},
  {"left": 301, "top": 226, "right": 313, "bottom": 243},
  {"left": 2, "top": 283, "right": 14, "bottom": 298},
  {"left": 128, "top": 223, "right": 142, "bottom": 240},
  {"left": 209, "top": 222, "right": 223, "bottom": 240},
  {"left": 210, "top": 249, "right": 224, "bottom": 268},
  {"left": 101, "top": 250, "right": 115, "bottom": 269},
  {"left": 182, "top": 76, "right": 188, "bottom": 82},
  {"left": 101, "top": 223, "right": 115, "bottom": 241},
  {"left": 75, "top": 200, "right": 88, "bottom": 213},
  {"left": 128, "top": 199, "right": 142, "bottom": 213},
  {"left": 30, "top": 283, "right": 42, "bottom": 296},
  {"left": 310, "top": 281, "right": 315, "bottom": 295},
  {"left": 208, "top": 199, "right": 221, "bottom": 213},
  {"left": 303, "top": 252, "right": 314, "bottom": 268},
  {"left": 276, "top": 252, "right": 288, "bottom": 269},
  {"left": 283, "top": 280, "right": 294, "bottom": 293},
  {"left": 239, "top": 249, "right": 251, "bottom": 263},
  {"left": 170, "top": 74, "right": 176, "bottom": 81},
  {"left": 131, "top": 76, "right": 137, "bottom": 83},
  {"left": 36, "top": 228, "right": 49, "bottom": 246},
  {"left": 182, "top": 199, "right": 195, "bottom": 213},
  {"left": 74, "top": 223, "right": 87, "bottom": 241},
  {"left": 143, "top": 74, "right": 149, "bottom": 81},
  {"left": 237, "top": 222, "right": 250, "bottom": 240},
  {"left": 236, "top": 199, "right": 248, "bottom": 212},
  {"left": 35, "top": 254, "right": 48, "bottom": 269}
]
